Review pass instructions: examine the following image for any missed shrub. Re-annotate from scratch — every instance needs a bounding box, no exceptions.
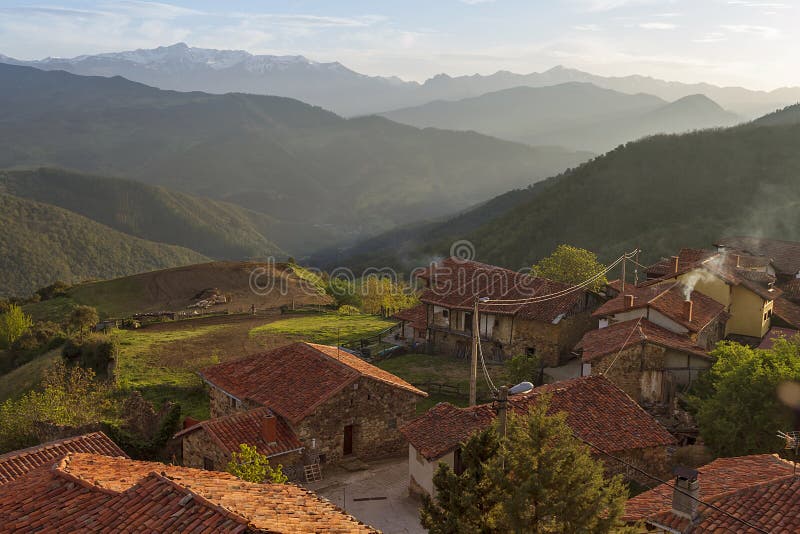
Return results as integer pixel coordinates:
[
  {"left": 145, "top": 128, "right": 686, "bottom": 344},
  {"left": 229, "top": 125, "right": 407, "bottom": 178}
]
[{"left": 337, "top": 305, "right": 361, "bottom": 316}]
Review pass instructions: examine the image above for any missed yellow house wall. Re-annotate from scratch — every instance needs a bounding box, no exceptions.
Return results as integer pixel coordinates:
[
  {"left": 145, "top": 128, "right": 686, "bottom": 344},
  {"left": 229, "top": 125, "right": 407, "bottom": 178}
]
[
  {"left": 676, "top": 273, "right": 731, "bottom": 308},
  {"left": 727, "top": 285, "right": 771, "bottom": 338}
]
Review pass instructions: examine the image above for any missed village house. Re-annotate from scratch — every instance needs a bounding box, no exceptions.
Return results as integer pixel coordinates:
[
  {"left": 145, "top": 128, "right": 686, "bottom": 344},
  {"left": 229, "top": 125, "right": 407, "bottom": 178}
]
[
  {"left": 0, "top": 431, "right": 127, "bottom": 485},
  {"left": 644, "top": 247, "right": 781, "bottom": 340},
  {"left": 175, "top": 407, "right": 305, "bottom": 475},
  {"left": 624, "top": 454, "right": 798, "bottom": 533},
  {"left": 417, "top": 257, "right": 600, "bottom": 366},
  {"left": 399, "top": 375, "right": 676, "bottom": 497},
  {"left": 573, "top": 281, "right": 726, "bottom": 405},
  {"left": 195, "top": 342, "right": 427, "bottom": 469},
  {"left": 392, "top": 303, "right": 427, "bottom": 346},
  {"left": 0, "top": 452, "right": 377, "bottom": 533}
]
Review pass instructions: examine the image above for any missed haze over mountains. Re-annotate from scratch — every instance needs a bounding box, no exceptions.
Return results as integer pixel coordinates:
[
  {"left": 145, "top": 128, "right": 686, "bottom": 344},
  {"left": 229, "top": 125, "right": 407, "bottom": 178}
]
[
  {"left": 3, "top": 43, "right": 798, "bottom": 118},
  {"left": 325, "top": 103, "right": 800, "bottom": 272},
  {"left": 381, "top": 83, "right": 740, "bottom": 153}
]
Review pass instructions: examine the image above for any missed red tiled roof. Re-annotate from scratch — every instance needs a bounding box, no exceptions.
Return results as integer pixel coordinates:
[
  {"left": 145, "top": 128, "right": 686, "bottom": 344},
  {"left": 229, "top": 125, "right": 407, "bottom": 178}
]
[
  {"left": 174, "top": 407, "right": 304, "bottom": 458},
  {"left": 391, "top": 303, "right": 427, "bottom": 331},
  {"left": 0, "top": 453, "right": 378, "bottom": 533},
  {"left": 779, "top": 278, "right": 800, "bottom": 302},
  {"left": 419, "top": 257, "right": 587, "bottom": 323},
  {"left": 0, "top": 431, "right": 127, "bottom": 485},
  {"left": 201, "top": 342, "right": 426, "bottom": 423},
  {"left": 716, "top": 236, "right": 800, "bottom": 277},
  {"left": 593, "top": 281, "right": 726, "bottom": 333},
  {"left": 575, "top": 319, "right": 710, "bottom": 362},
  {"left": 624, "top": 454, "right": 795, "bottom": 522},
  {"left": 758, "top": 326, "right": 800, "bottom": 349},
  {"left": 774, "top": 297, "right": 800, "bottom": 330},
  {"left": 646, "top": 249, "right": 712, "bottom": 278},
  {"left": 401, "top": 375, "right": 675, "bottom": 461}
]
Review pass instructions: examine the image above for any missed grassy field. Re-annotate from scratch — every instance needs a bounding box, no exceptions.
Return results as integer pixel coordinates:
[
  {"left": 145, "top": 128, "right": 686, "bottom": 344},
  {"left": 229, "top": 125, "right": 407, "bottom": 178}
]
[
  {"left": 376, "top": 353, "right": 510, "bottom": 413},
  {"left": 249, "top": 312, "right": 395, "bottom": 346},
  {"left": 0, "top": 348, "right": 61, "bottom": 402}
]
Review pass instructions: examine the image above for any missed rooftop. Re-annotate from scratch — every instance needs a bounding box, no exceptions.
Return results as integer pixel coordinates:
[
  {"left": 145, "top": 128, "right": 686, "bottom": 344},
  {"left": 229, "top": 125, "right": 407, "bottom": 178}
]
[
  {"left": 174, "top": 407, "right": 304, "bottom": 458},
  {"left": 0, "top": 452, "right": 378, "bottom": 533},
  {"left": 716, "top": 236, "right": 800, "bottom": 277},
  {"left": 391, "top": 303, "right": 427, "bottom": 331},
  {"left": 758, "top": 326, "right": 800, "bottom": 349},
  {"left": 200, "top": 342, "right": 426, "bottom": 423},
  {"left": 419, "top": 257, "right": 588, "bottom": 323},
  {"left": 774, "top": 296, "right": 800, "bottom": 330},
  {"left": 400, "top": 375, "right": 675, "bottom": 461},
  {"left": 593, "top": 280, "right": 726, "bottom": 333},
  {"left": 0, "top": 431, "right": 127, "bottom": 485},
  {"left": 575, "top": 319, "right": 710, "bottom": 362}
]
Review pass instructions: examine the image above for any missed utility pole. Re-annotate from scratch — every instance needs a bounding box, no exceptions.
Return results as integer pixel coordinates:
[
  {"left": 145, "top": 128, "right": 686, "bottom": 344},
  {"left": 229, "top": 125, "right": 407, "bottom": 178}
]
[
  {"left": 621, "top": 253, "right": 626, "bottom": 293},
  {"left": 497, "top": 385, "right": 509, "bottom": 439},
  {"left": 470, "top": 297, "right": 479, "bottom": 406}
]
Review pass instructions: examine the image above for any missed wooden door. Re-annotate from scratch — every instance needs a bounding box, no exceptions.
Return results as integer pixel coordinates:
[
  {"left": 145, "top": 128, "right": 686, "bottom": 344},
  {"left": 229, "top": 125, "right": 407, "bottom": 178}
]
[{"left": 343, "top": 425, "right": 354, "bottom": 456}]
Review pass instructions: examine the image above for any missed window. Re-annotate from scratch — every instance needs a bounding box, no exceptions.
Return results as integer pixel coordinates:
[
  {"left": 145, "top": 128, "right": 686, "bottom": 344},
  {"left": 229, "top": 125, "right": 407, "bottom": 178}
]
[
  {"left": 229, "top": 396, "right": 238, "bottom": 409},
  {"left": 416, "top": 448, "right": 425, "bottom": 464},
  {"left": 442, "top": 309, "right": 449, "bottom": 318},
  {"left": 525, "top": 347, "right": 536, "bottom": 357},
  {"left": 388, "top": 418, "right": 397, "bottom": 429},
  {"left": 454, "top": 447, "right": 465, "bottom": 475},
  {"left": 319, "top": 454, "right": 327, "bottom": 464},
  {"left": 203, "top": 457, "right": 214, "bottom": 470}
]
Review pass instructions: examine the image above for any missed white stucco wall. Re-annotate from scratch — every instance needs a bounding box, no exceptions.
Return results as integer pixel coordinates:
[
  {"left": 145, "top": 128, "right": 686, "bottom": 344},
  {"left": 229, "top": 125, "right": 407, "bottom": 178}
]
[{"left": 408, "top": 445, "right": 454, "bottom": 496}]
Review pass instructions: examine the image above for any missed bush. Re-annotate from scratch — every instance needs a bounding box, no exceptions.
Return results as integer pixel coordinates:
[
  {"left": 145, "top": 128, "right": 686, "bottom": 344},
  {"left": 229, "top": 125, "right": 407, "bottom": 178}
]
[
  {"left": 62, "top": 334, "right": 119, "bottom": 380},
  {"left": 337, "top": 305, "right": 361, "bottom": 316},
  {"left": 0, "top": 304, "right": 33, "bottom": 349},
  {"left": 35, "top": 281, "right": 71, "bottom": 301}
]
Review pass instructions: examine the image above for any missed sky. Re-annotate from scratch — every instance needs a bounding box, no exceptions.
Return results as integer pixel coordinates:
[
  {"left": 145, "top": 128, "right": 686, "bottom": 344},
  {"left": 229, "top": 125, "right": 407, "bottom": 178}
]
[{"left": 0, "top": 0, "right": 798, "bottom": 90}]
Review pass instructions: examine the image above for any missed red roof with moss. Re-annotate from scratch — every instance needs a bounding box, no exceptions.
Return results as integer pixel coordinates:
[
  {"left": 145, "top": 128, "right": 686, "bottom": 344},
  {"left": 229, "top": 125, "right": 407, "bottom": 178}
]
[
  {"left": 200, "top": 342, "right": 426, "bottom": 423},
  {"left": 400, "top": 375, "right": 675, "bottom": 461},
  {"left": 575, "top": 319, "right": 710, "bottom": 362}
]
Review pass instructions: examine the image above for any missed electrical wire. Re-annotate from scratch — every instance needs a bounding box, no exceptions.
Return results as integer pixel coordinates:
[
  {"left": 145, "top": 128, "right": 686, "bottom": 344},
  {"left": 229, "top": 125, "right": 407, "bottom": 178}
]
[{"left": 599, "top": 315, "right": 644, "bottom": 377}]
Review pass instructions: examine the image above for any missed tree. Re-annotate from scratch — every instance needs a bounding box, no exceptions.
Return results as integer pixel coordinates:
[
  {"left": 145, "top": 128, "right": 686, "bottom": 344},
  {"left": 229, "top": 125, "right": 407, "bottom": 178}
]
[
  {"left": 532, "top": 244, "right": 607, "bottom": 292},
  {"left": 68, "top": 305, "right": 99, "bottom": 336},
  {"left": 688, "top": 339, "right": 800, "bottom": 456},
  {"left": 421, "top": 398, "right": 631, "bottom": 534},
  {"left": 226, "top": 443, "right": 288, "bottom": 484},
  {"left": 361, "top": 276, "right": 419, "bottom": 316},
  {"left": 0, "top": 304, "right": 33, "bottom": 349},
  {"left": 0, "top": 360, "right": 113, "bottom": 452},
  {"left": 507, "top": 351, "right": 541, "bottom": 384}
]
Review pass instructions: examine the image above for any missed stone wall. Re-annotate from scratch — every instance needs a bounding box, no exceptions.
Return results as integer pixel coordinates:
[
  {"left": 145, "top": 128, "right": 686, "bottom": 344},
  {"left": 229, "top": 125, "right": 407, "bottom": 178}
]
[
  {"left": 208, "top": 384, "right": 249, "bottom": 419},
  {"left": 598, "top": 445, "right": 672, "bottom": 486},
  {"left": 293, "top": 376, "right": 420, "bottom": 465}
]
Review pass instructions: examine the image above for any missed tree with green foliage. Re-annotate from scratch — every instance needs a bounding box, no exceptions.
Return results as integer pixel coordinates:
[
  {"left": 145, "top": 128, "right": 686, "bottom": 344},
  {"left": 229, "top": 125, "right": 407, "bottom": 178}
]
[
  {"left": 532, "top": 244, "right": 607, "bottom": 291},
  {"left": 0, "top": 360, "right": 113, "bottom": 452},
  {"left": 688, "top": 338, "right": 800, "bottom": 456},
  {"left": 67, "top": 305, "right": 99, "bottom": 336},
  {"left": 507, "top": 351, "right": 541, "bottom": 385},
  {"left": 361, "top": 276, "right": 419, "bottom": 316},
  {"left": 421, "top": 398, "right": 631, "bottom": 534},
  {"left": 226, "top": 443, "right": 288, "bottom": 484},
  {"left": 0, "top": 304, "right": 33, "bottom": 349}
]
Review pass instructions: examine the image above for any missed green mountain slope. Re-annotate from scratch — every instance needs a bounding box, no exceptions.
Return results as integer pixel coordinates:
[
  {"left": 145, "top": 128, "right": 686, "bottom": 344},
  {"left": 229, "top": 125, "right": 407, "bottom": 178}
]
[
  {"left": 0, "top": 193, "right": 209, "bottom": 297},
  {"left": 0, "top": 63, "right": 591, "bottom": 242},
  {"left": 336, "top": 105, "right": 800, "bottom": 271}
]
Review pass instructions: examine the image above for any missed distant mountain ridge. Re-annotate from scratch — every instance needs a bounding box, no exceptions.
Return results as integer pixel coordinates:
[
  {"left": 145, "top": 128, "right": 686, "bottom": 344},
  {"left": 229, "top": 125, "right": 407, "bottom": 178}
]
[
  {"left": 331, "top": 104, "right": 800, "bottom": 272},
  {"left": 3, "top": 43, "right": 798, "bottom": 117},
  {"left": 380, "top": 83, "right": 740, "bottom": 152},
  {"left": 0, "top": 62, "right": 590, "bottom": 250}
]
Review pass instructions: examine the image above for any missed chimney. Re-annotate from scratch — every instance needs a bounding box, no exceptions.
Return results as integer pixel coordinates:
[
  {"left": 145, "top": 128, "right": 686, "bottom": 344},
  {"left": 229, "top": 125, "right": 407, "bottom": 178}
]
[
  {"left": 683, "top": 299, "right": 693, "bottom": 323},
  {"left": 671, "top": 255, "right": 680, "bottom": 273},
  {"left": 261, "top": 414, "right": 277, "bottom": 444},
  {"left": 624, "top": 294, "right": 635, "bottom": 308},
  {"left": 672, "top": 466, "right": 700, "bottom": 521},
  {"left": 736, "top": 255, "right": 741, "bottom": 268}
]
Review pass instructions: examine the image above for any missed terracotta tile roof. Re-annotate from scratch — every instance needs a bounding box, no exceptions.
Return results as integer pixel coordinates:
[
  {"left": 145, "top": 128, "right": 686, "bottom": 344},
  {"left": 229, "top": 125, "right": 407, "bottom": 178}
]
[
  {"left": 716, "top": 236, "right": 800, "bottom": 277},
  {"left": 646, "top": 249, "right": 712, "bottom": 279},
  {"left": 593, "top": 281, "right": 726, "bottom": 333},
  {"left": 758, "top": 326, "right": 800, "bottom": 349},
  {"left": 174, "top": 407, "right": 304, "bottom": 458},
  {"left": 779, "top": 278, "right": 800, "bottom": 303},
  {"left": 419, "top": 257, "right": 588, "bottom": 323},
  {"left": 0, "top": 431, "right": 127, "bottom": 485},
  {"left": 201, "top": 342, "right": 426, "bottom": 423},
  {"left": 575, "top": 319, "right": 710, "bottom": 362},
  {"left": 774, "top": 297, "right": 800, "bottom": 330},
  {"left": 391, "top": 303, "right": 427, "bottom": 331},
  {"left": 401, "top": 375, "right": 675, "bottom": 461},
  {"left": 0, "top": 452, "right": 378, "bottom": 533},
  {"left": 623, "top": 454, "right": 795, "bottom": 522}
]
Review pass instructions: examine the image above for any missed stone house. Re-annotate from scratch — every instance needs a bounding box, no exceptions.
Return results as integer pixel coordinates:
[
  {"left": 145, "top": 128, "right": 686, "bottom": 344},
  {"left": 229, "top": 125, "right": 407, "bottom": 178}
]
[
  {"left": 645, "top": 247, "right": 780, "bottom": 340},
  {"left": 399, "top": 375, "right": 676, "bottom": 497},
  {"left": 574, "top": 280, "right": 727, "bottom": 404},
  {"left": 175, "top": 407, "right": 305, "bottom": 476},
  {"left": 624, "top": 454, "right": 798, "bottom": 533},
  {"left": 196, "top": 342, "right": 427, "bottom": 466},
  {"left": 417, "top": 257, "right": 600, "bottom": 366}
]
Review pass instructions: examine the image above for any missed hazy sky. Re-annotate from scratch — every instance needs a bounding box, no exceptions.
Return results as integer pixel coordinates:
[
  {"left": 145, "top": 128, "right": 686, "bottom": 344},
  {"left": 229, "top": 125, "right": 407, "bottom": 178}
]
[{"left": 1, "top": 0, "right": 798, "bottom": 89}]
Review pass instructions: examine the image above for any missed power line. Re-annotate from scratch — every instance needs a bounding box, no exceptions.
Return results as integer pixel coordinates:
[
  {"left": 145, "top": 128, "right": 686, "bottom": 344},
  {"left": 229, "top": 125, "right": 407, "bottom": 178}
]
[
  {"left": 579, "top": 438, "right": 771, "bottom": 534},
  {"left": 599, "top": 315, "right": 644, "bottom": 376}
]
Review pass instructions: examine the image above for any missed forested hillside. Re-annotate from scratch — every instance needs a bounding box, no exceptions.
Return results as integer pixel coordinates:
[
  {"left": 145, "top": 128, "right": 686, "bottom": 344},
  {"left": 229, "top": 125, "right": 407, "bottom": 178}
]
[
  {"left": 335, "top": 105, "right": 800, "bottom": 271},
  {"left": 0, "top": 193, "right": 208, "bottom": 296},
  {"left": 0, "top": 63, "right": 591, "bottom": 243}
]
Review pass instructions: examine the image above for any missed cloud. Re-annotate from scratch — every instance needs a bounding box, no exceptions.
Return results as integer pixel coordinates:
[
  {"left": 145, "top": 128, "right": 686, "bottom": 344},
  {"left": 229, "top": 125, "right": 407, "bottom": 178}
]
[
  {"left": 459, "top": 0, "right": 497, "bottom": 4},
  {"left": 721, "top": 24, "right": 782, "bottom": 39},
  {"left": 727, "top": 1, "right": 791, "bottom": 7},
  {"left": 569, "top": 0, "right": 659, "bottom": 12},
  {"left": 639, "top": 22, "right": 677, "bottom": 30},
  {"left": 572, "top": 24, "right": 602, "bottom": 31},
  {"left": 693, "top": 32, "right": 727, "bottom": 43}
]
